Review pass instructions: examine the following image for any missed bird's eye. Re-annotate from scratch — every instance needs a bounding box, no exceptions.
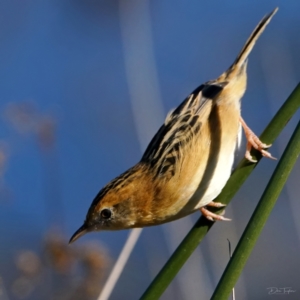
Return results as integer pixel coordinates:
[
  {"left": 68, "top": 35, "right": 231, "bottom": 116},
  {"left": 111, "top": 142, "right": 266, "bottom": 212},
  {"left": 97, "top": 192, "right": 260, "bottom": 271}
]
[{"left": 101, "top": 209, "right": 112, "bottom": 219}]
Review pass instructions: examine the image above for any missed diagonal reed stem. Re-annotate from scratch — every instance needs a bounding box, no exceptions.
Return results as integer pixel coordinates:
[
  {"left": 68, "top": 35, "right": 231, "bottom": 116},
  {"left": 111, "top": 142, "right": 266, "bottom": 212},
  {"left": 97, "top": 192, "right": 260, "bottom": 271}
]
[
  {"left": 211, "top": 119, "right": 300, "bottom": 299},
  {"left": 140, "top": 83, "right": 300, "bottom": 300}
]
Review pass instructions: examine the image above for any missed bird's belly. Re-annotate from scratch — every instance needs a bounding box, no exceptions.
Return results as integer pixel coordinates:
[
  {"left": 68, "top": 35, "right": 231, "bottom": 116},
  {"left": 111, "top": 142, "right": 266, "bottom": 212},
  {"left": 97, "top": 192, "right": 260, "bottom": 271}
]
[
  {"left": 177, "top": 125, "right": 241, "bottom": 216},
  {"left": 194, "top": 123, "right": 242, "bottom": 208},
  {"left": 193, "top": 148, "right": 234, "bottom": 208}
]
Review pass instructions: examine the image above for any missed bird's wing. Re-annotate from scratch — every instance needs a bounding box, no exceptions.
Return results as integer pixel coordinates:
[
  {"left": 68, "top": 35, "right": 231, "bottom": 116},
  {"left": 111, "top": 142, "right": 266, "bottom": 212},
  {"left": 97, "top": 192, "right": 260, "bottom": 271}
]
[{"left": 141, "top": 82, "right": 227, "bottom": 180}]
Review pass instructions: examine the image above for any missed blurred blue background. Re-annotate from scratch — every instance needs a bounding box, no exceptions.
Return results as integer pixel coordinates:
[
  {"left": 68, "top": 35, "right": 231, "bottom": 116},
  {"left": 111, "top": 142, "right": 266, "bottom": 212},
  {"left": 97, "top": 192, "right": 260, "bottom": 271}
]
[{"left": 0, "top": 1, "right": 300, "bottom": 299}]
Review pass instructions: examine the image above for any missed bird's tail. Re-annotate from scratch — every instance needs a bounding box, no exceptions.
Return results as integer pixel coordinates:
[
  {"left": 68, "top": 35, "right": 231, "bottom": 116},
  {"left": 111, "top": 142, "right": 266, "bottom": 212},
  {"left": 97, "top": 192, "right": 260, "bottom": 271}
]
[{"left": 231, "top": 7, "right": 278, "bottom": 70}]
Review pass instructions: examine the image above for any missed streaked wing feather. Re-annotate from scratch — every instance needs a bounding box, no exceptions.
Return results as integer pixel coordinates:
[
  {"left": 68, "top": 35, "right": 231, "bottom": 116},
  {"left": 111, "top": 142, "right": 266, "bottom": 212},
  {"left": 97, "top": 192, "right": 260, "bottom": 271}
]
[{"left": 141, "top": 82, "right": 227, "bottom": 179}]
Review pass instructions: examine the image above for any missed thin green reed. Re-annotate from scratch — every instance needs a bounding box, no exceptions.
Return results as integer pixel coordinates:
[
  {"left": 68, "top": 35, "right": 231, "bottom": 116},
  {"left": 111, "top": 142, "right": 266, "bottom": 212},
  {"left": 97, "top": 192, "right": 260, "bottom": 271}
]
[{"left": 211, "top": 120, "right": 300, "bottom": 299}]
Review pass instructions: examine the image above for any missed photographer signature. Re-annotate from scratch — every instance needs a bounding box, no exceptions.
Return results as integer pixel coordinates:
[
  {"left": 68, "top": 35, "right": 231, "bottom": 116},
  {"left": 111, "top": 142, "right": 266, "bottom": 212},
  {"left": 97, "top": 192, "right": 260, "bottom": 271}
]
[{"left": 267, "top": 287, "right": 296, "bottom": 295}]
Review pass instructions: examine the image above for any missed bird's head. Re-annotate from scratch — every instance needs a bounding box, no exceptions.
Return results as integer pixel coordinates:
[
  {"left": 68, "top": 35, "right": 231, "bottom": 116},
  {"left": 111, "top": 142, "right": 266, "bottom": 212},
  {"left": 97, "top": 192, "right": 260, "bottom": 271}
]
[{"left": 69, "top": 164, "right": 153, "bottom": 243}]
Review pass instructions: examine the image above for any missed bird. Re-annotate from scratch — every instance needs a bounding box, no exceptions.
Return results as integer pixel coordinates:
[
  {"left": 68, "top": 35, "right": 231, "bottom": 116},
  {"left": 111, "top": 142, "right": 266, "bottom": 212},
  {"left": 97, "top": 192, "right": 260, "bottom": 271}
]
[{"left": 70, "top": 8, "right": 277, "bottom": 243}]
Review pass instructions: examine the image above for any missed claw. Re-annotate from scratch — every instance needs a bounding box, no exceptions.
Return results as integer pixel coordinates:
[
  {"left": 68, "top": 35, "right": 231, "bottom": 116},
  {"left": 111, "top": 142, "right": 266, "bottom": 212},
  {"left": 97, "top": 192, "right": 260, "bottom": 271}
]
[
  {"left": 240, "top": 116, "right": 276, "bottom": 162},
  {"left": 205, "top": 215, "right": 214, "bottom": 222},
  {"left": 200, "top": 206, "right": 231, "bottom": 222},
  {"left": 245, "top": 148, "right": 257, "bottom": 163},
  {"left": 206, "top": 201, "right": 226, "bottom": 208},
  {"left": 261, "top": 149, "right": 277, "bottom": 160}
]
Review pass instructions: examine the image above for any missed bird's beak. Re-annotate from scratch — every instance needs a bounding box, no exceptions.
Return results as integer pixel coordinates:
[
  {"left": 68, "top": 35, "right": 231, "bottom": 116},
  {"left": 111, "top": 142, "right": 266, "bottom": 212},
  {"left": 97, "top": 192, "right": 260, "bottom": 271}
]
[{"left": 69, "top": 223, "right": 89, "bottom": 244}]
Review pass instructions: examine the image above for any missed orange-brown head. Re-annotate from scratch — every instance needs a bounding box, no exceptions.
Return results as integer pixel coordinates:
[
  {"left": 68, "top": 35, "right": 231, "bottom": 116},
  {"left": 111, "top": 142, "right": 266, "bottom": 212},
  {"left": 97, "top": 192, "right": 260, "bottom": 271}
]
[{"left": 69, "top": 163, "right": 156, "bottom": 243}]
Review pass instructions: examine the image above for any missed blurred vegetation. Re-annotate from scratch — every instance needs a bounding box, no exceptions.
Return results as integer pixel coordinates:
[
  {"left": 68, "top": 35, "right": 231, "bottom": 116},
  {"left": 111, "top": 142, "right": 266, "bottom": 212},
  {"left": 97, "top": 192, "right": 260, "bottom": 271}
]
[{"left": 1, "top": 102, "right": 111, "bottom": 300}]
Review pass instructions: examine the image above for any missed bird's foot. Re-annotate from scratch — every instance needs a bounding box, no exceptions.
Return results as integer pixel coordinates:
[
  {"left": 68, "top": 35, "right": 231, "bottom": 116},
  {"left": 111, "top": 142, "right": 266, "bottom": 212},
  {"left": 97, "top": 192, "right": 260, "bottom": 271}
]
[
  {"left": 239, "top": 116, "right": 276, "bottom": 163},
  {"left": 200, "top": 202, "right": 231, "bottom": 221}
]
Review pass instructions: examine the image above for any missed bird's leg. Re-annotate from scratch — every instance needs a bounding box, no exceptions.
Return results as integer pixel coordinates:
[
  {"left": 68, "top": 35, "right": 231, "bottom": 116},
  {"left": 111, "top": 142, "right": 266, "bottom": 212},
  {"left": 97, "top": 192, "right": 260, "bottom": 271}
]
[
  {"left": 239, "top": 116, "right": 276, "bottom": 163},
  {"left": 200, "top": 202, "right": 231, "bottom": 221}
]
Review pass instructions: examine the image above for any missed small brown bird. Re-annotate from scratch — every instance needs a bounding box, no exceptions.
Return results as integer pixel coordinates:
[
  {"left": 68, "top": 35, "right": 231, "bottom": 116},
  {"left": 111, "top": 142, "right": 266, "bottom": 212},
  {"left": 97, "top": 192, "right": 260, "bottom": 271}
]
[{"left": 70, "top": 8, "right": 277, "bottom": 243}]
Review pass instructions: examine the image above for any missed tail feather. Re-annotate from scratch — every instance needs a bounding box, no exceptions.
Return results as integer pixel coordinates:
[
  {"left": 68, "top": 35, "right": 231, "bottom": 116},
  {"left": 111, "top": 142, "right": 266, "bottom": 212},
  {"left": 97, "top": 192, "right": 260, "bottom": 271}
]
[{"left": 232, "top": 7, "right": 278, "bottom": 69}]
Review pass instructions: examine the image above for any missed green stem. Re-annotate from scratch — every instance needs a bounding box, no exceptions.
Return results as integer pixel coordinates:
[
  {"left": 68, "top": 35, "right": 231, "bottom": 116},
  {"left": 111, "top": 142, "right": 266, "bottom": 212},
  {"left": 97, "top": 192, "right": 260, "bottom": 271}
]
[
  {"left": 140, "top": 83, "right": 300, "bottom": 300},
  {"left": 211, "top": 120, "right": 300, "bottom": 300}
]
